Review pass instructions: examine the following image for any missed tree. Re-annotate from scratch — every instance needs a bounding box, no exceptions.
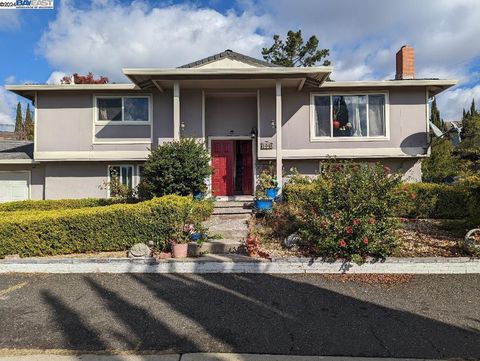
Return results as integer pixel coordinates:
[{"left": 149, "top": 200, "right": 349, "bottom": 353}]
[
  {"left": 422, "top": 138, "right": 461, "bottom": 182},
  {"left": 24, "top": 104, "right": 34, "bottom": 141},
  {"left": 456, "top": 100, "right": 480, "bottom": 167},
  {"left": 430, "top": 98, "right": 447, "bottom": 133},
  {"left": 138, "top": 138, "right": 212, "bottom": 200},
  {"left": 61, "top": 72, "right": 109, "bottom": 84},
  {"left": 14, "top": 102, "right": 24, "bottom": 140},
  {"left": 261, "top": 30, "right": 330, "bottom": 67}
]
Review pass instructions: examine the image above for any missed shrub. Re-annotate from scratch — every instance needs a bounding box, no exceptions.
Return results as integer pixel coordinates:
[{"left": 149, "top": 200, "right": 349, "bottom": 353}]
[
  {"left": 0, "top": 198, "right": 122, "bottom": 213},
  {"left": 273, "top": 161, "right": 404, "bottom": 261},
  {"left": 0, "top": 195, "right": 213, "bottom": 258},
  {"left": 138, "top": 138, "right": 211, "bottom": 199},
  {"left": 400, "top": 183, "right": 469, "bottom": 219}
]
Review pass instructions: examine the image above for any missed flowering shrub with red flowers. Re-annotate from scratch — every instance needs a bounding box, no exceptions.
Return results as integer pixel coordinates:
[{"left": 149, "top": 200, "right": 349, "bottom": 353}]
[{"left": 277, "top": 161, "right": 406, "bottom": 261}]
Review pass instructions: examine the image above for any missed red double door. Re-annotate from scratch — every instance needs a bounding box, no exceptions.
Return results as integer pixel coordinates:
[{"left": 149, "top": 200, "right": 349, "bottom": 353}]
[{"left": 211, "top": 140, "right": 253, "bottom": 196}]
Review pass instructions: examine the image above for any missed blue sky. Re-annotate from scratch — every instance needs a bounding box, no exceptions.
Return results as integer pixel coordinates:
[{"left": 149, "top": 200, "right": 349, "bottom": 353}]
[{"left": 1, "top": 0, "right": 480, "bottom": 130}]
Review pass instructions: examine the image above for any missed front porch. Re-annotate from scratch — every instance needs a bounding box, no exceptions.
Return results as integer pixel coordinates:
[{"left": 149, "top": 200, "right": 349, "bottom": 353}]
[{"left": 123, "top": 63, "right": 332, "bottom": 196}]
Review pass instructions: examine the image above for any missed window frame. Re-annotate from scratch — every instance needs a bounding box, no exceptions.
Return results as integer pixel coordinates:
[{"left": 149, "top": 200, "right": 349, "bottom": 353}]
[
  {"left": 107, "top": 164, "right": 134, "bottom": 197},
  {"left": 309, "top": 91, "right": 390, "bottom": 142},
  {"left": 94, "top": 95, "right": 152, "bottom": 125}
]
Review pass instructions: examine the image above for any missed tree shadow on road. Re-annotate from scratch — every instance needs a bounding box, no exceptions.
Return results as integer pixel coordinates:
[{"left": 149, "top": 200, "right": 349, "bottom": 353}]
[{"left": 35, "top": 273, "right": 480, "bottom": 359}]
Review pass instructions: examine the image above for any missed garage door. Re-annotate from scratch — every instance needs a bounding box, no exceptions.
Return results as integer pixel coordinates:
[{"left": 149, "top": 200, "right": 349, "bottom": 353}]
[{"left": 0, "top": 172, "right": 30, "bottom": 203}]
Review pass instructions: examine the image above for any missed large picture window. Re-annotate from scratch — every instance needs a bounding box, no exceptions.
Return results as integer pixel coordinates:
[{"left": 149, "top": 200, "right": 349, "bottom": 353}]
[
  {"left": 97, "top": 96, "right": 150, "bottom": 122},
  {"left": 313, "top": 93, "right": 387, "bottom": 139}
]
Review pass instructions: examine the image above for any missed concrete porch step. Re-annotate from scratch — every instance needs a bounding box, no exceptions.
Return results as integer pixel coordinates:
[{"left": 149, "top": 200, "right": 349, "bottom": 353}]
[
  {"left": 188, "top": 239, "right": 243, "bottom": 256},
  {"left": 212, "top": 208, "right": 252, "bottom": 215},
  {"left": 214, "top": 201, "right": 253, "bottom": 208}
]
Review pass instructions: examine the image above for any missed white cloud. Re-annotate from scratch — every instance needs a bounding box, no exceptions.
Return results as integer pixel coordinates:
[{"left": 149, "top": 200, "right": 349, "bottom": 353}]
[
  {"left": 437, "top": 86, "right": 480, "bottom": 120},
  {"left": 4, "top": 75, "right": 16, "bottom": 84},
  {"left": 0, "top": 86, "right": 17, "bottom": 132},
  {"left": 46, "top": 71, "right": 67, "bottom": 84},
  {"left": 38, "top": 1, "right": 270, "bottom": 82},
  {"left": 0, "top": 10, "right": 20, "bottom": 30}
]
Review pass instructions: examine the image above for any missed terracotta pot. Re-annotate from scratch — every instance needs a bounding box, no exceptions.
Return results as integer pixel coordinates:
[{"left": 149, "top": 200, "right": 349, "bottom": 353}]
[
  {"left": 333, "top": 119, "right": 341, "bottom": 129},
  {"left": 172, "top": 243, "right": 188, "bottom": 258}
]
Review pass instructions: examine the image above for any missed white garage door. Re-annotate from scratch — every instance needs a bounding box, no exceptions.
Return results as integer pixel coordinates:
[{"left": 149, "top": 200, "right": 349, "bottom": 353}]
[{"left": 0, "top": 172, "right": 30, "bottom": 203}]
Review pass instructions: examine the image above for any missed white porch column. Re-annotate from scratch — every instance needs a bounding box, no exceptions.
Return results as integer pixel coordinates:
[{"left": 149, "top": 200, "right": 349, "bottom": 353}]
[
  {"left": 173, "top": 81, "right": 180, "bottom": 140},
  {"left": 275, "top": 80, "right": 283, "bottom": 191}
]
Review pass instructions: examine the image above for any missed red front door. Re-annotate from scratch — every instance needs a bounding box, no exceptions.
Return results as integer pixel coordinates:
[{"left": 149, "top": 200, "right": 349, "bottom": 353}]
[
  {"left": 211, "top": 140, "right": 234, "bottom": 196},
  {"left": 239, "top": 141, "right": 253, "bottom": 195}
]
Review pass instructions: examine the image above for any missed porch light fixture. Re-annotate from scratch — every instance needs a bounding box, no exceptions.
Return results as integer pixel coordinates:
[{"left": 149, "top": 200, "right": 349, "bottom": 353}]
[
  {"left": 180, "top": 121, "right": 185, "bottom": 131},
  {"left": 271, "top": 119, "right": 276, "bottom": 129},
  {"left": 251, "top": 127, "right": 257, "bottom": 138}
]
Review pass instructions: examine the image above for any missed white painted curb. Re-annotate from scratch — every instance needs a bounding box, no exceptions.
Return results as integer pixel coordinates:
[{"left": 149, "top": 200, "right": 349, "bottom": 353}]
[{"left": 0, "top": 257, "right": 479, "bottom": 274}]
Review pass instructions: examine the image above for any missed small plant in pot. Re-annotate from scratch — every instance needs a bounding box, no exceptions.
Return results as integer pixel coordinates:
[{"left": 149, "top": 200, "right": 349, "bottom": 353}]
[
  {"left": 258, "top": 170, "right": 279, "bottom": 199},
  {"left": 170, "top": 205, "right": 199, "bottom": 258},
  {"left": 254, "top": 189, "right": 273, "bottom": 211}
]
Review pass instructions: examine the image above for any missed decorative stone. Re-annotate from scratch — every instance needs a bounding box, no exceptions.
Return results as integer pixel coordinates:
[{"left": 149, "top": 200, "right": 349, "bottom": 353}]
[
  {"left": 283, "top": 233, "right": 301, "bottom": 249},
  {"left": 127, "top": 243, "right": 152, "bottom": 258},
  {"left": 463, "top": 228, "right": 480, "bottom": 255}
]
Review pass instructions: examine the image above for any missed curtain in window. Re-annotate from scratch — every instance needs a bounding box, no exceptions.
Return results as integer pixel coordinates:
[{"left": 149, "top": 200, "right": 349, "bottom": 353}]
[
  {"left": 315, "top": 96, "right": 331, "bottom": 137},
  {"left": 343, "top": 96, "right": 367, "bottom": 137},
  {"left": 369, "top": 95, "right": 385, "bottom": 136}
]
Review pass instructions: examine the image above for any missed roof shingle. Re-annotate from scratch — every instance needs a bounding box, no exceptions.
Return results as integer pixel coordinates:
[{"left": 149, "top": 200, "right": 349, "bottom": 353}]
[{"left": 0, "top": 141, "right": 34, "bottom": 160}]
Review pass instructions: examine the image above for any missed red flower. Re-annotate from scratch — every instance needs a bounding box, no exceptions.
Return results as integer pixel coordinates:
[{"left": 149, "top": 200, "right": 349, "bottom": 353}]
[
  {"left": 353, "top": 218, "right": 359, "bottom": 226},
  {"left": 345, "top": 226, "right": 353, "bottom": 234},
  {"left": 410, "top": 192, "right": 417, "bottom": 200},
  {"left": 338, "top": 239, "right": 347, "bottom": 247},
  {"left": 383, "top": 166, "right": 391, "bottom": 174},
  {"left": 369, "top": 217, "right": 375, "bottom": 225},
  {"left": 363, "top": 237, "right": 369, "bottom": 245}
]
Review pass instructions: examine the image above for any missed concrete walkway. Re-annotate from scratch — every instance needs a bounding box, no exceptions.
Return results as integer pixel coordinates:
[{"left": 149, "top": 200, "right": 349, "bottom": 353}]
[{"left": 0, "top": 354, "right": 440, "bottom": 361}]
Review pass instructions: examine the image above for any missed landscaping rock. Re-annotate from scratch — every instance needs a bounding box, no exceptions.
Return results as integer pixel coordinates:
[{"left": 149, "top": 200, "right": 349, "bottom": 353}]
[{"left": 127, "top": 243, "right": 152, "bottom": 258}]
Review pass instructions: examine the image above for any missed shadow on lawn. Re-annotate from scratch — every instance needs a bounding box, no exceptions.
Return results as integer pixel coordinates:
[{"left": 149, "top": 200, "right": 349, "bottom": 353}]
[{"left": 40, "top": 271, "right": 480, "bottom": 359}]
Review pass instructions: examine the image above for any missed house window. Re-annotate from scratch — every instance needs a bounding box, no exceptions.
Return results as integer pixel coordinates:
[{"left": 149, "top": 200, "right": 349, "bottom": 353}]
[
  {"left": 313, "top": 94, "right": 387, "bottom": 138},
  {"left": 97, "top": 96, "right": 150, "bottom": 122},
  {"left": 108, "top": 165, "right": 133, "bottom": 197}
]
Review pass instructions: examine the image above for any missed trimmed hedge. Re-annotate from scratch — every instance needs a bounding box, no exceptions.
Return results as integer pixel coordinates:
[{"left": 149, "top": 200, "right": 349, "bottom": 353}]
[
  {"left": 284, "top": 181, "right": 477, "bottom": 221},
  {"left": 0, "top": 195, "right": 213, "bottom": 258},
  {"left": 0, "top": 198, "right": 124, "bottom": 213},
  {"left": 401, "top": 183, "right": 469, "bottom": 219}
]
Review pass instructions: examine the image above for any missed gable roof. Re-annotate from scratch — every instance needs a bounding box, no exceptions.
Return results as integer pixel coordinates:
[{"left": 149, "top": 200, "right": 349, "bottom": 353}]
[
  {"left": 179, "top": 49, "right": 279, "bottom": 68},
  {"left": 0, "top": 140, "right": 34, "bottom": 161}
]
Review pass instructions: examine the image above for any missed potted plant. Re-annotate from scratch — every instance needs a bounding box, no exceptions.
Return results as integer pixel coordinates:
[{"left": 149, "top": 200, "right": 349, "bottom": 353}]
[
  {"left": 258, "top": 171, "right": 279, "bottom": 199},
  {"left": 254, "top": 190, "right": 273, "bottom": 211},
  {"left": 171, "top": 206, "right": 196, "bottom": 258}
]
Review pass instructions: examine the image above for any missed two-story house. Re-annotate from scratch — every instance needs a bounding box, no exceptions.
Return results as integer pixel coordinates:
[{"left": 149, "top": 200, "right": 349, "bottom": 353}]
[{"left": 0, "top": 46, "right": 456, "bottom": 202}]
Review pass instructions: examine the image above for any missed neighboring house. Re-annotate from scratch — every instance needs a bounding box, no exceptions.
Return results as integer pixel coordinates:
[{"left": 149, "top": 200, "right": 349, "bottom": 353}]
[{"left": 1, "top": 46, "right": 456, "bottom": 202}]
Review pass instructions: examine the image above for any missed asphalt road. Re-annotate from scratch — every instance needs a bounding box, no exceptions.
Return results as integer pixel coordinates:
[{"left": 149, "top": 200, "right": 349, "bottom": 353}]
[{"left": 0, "top": 273, "right": 479, "bottom": 358}]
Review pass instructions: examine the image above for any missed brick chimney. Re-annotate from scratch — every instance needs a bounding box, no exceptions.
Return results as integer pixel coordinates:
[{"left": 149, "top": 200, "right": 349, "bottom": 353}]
[{"left": 395, "top": 45, "right": 415, "bottom": 80}]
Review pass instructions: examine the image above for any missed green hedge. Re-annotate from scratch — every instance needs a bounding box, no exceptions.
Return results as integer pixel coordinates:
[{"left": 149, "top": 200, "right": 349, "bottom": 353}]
[
  {"left": 284, "top": 181, "right": 476, "bottom": 221},
  {"left": 401, "top": 183, "right": 469, "bottom": 219},
  {"left": 0, "top": 195, "right": 213, "bottom": 258},
  {"left": 0, "top": 198, "right": 124, "bottom": 213}
]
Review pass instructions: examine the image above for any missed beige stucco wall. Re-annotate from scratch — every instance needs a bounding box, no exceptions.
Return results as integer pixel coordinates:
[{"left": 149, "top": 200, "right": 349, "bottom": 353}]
[
  {"left": 279, "top": 87, "right": 427, "bottom": 150},
  {"left": 205, "top": 96, "right": 257, "bottom": 137},
  {"left": 0, "top": 164, "right": 45, "bottom": 200}
]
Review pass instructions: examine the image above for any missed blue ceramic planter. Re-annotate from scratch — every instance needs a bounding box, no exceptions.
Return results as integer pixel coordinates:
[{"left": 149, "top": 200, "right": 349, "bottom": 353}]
[
  {"left": 190, "top": 232, "right": 203, "bottom": 241},
  {"left": 265, "top": 187, "right": 279, "bottom": 199},
  {"left": 255, "top": 199, "right": 273, "bottom": 211},
  {"left": 193, "top": 191, "right": 203, "bottom": 200}
]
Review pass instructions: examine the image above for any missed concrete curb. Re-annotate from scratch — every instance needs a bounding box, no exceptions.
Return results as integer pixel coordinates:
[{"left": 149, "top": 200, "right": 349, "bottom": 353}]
[
  {"left": 0, "top": 255, "right": 479, "bottom": 274},
  {"left": 0, "top": 353, "right": 441, "bottom": 361}
]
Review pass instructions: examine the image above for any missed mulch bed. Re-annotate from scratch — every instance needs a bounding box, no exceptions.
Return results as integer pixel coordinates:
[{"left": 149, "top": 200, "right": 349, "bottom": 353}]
[
  {"left": 257, "top": 218, "right": 469, "bottom": 258},
  {"left": 321, "top": 273, "right": 415, "bottom": 286}
]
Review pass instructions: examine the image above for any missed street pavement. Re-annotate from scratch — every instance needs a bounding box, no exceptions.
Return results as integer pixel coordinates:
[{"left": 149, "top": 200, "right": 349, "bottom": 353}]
[{"left": 0, "top": 274, "right": 479, "bottom": 359}]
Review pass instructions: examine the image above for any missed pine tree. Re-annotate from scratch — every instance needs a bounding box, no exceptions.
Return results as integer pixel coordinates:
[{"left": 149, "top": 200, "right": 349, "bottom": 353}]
[
  {"left": 430, "top": 98, "right": 447, "bottom": 132},
  {"left": 24, "top": 104, "right": 34, "bottom": 141},
  {"left": 14, "top": 102, "right": 24, "bottom": 140},
  {"left": 470, "top": 98, "right": 477, "bottom": 117},
  {"left": 455, "top": 98, "right": 480, "bottom": 171}
]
